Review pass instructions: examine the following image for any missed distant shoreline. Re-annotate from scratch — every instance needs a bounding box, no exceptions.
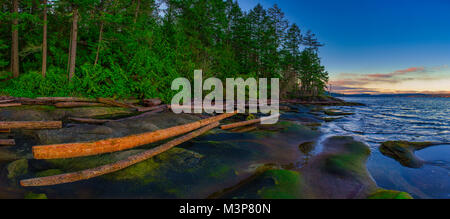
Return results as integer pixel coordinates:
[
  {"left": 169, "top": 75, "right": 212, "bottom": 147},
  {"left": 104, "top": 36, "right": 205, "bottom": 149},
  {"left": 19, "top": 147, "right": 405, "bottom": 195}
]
[{"left": 330, "top": 93, "right": 450, "bottom": 98}]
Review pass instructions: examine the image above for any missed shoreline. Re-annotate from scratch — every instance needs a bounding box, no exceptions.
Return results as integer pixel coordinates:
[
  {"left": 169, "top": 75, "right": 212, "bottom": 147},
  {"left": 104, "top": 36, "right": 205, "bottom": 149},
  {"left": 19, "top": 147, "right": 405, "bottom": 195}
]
[{"left": 1, "top": 96, "right": 441, "bottom": 199}]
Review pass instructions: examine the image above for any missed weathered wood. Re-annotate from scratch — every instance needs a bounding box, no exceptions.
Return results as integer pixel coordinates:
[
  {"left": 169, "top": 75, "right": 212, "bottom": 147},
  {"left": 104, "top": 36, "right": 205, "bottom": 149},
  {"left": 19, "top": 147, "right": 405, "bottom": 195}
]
[
  {"left": 221, "top": 118, "right": 261, "bottom": 130},
  {"left": 0, "top": 139, "right": 15, "bottom": 146},
  {"left": 143, "top": 98, "right": 162, "bottom": 107},
  {"left": 21, "top": 122, "right": 219, "bottom": 187},
  {"left": 0, "top": 103, "right": 21, "bottom": 107},
  {"left": 0, "top": 121, "right": 62, "bottom": 130},
  {"left": 16, "top": 98, "right": 52, "bottom": 105},
  {"left": 221, "top": 114, "right": 280, "bottom": 130},
  {"left": 68, "top": 117, "right": 113, "bottom": 124},
  {"left": 231, "top": 126, "right": 257, "bottom": 133},
  {"left": 97, "top": 98, "right": 137, "bottom": 109},
  {"left": 0, "top": 99, "right": 15, "bottom": 104},
  {"left": 36, "top": 97, "right": 97, "bottom": 102},
  {"left": 32, "top": 112, "right": 237, "bottom": 159},
  {"left": 54, "top": 102, "right": 108, "bottom": 108}
]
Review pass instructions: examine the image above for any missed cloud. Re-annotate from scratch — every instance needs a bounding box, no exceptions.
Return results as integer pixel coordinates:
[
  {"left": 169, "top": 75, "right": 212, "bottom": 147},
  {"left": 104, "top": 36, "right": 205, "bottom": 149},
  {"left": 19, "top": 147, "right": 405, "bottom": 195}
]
[
  {"left": 367, "top": 67, "right": 425, "bottom": 78},
  {"left": 330, "top": 65, "right": 450, "bottom": 94}
]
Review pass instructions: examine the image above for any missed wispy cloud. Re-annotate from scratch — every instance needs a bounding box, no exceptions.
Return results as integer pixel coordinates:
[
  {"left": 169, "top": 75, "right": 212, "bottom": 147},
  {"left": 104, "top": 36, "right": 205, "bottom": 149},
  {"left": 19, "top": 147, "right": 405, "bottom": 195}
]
[{"left": 330, "top": 65, "right": 450, "bottom": 94}]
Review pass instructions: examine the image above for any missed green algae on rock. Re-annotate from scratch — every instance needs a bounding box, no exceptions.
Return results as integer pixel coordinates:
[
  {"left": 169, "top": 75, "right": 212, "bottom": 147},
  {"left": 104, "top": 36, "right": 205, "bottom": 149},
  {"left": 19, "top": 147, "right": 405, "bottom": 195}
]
[
  {"left": 257, "top": 169, "right": 305, "bottom": 199},
  {"left": 379, "top": 141, "right": 437, "bottom": 168},
  {"left": 35, "top": 169, "right": 64, "bottom": 178},
  {"left": 24, "top": 192, "right": 48, "bottom": 199},
  {"left": 300, "top": 136, "right": 377, "bottom": 199},
  {"left": 7, "top": 159, "right": 28, "bottom": 179},
  {"left": 367, "top": 189, "right": 413, "bottom": 199}
]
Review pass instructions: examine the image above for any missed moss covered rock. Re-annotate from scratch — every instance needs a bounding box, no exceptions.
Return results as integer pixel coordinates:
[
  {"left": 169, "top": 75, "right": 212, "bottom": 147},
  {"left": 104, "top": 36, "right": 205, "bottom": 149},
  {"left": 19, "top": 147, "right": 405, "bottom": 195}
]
[
  {"left": 7, "top": 159, "right": 28, "bottom": 179},
  {"left": 35, "top": 169, "right": 64, "bottom": 177},
  {"left": 299, "top": 136, "right": 377, "bottom": 198},
  {"left": 379, "top": 141, "right": 436, "bottom": 168},
  {"left": 24, "top": 192, "right": 48, "bottom": 199},
  {"left": 367, "top": 189, "right": 413, "bottom": 199},
  {"left": 298, "top": 142, "right": 315, "bottom": 154},
  {"left": 257, "top": 169, "right": 305, "bottom": 199}
]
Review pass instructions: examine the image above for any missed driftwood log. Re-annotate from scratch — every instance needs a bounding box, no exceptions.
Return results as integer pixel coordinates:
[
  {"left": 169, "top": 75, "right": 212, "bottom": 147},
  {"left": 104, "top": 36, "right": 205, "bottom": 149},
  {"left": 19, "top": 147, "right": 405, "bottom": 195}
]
[
  {"left": 0, "top": 121, "right": 62, "bottom": 130},
  {"left": 0, "top": 139, "right": 15, "bottom": 146},
  {"left": 143, "top": 98, "right": 162, "bottom": 107},
  {"left": 0, "top": 99, "right": 15, "bottom": 104},
  {"left": 21, "top": 122, "right": 219, "bottom": 187},
  {"left": 36, "top": 97, "right": 97, "bottom": 102},
  {"left": 32, "top": 111, "right": 237, "bottom": 159},
  {"left": 221, "top": 114, "right": 279, "bottom": 130},
  {"left": 68, "top": 108, "right": 165, "bottom": 124},
  {"left": 0, "top": 103, "right": 21, "bottom": 107},
  {"left": 54, "top": 102, "right": 108, "bottom": 108},
  {"left": 97, "top": 98, "right": 137, "bottom": 109}
]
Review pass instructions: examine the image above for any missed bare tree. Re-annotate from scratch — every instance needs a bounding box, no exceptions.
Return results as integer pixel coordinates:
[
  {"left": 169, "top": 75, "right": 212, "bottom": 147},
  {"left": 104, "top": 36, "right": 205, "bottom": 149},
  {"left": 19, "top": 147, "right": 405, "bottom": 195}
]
[
  {"left": 68, "top": 6, "right": 79, "bottom": 81},
  {"left": 41, "top": 0, "right": 48, "bottom": 77},
  {"left": 11, "top": 0, "right": 19, "bottom": 77}
]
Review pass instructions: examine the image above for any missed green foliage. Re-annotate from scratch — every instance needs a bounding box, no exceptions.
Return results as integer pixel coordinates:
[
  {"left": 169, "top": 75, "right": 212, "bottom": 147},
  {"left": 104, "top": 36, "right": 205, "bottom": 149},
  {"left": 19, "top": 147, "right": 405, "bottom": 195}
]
[
  {"left": 0, "top": 0, "right": 329, "bottom": 100},
  {"left": 367, "top": 189, "right": 413, "bottom": 199}
]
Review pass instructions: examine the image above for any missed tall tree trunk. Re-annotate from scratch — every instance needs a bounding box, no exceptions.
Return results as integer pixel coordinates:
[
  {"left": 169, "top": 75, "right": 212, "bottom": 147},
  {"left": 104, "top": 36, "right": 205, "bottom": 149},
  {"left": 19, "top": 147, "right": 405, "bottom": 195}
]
[
  {"left": 94, "top": 21, "right": 103, "bottom": 66},
  {"left": 68, "top": 6, "right": 79, "bottom": 81},
  {"left": 11, "top": 0, "right": 19, "bottom": 78},
  {"left": 66, "top": 25, "right": 72, "bottom": 74},
  {"left": 134, "top": 0, "right": 140, "bottom": 24},
  {"left": 41, "top": 0, "right": 48, "bottom": 77}
]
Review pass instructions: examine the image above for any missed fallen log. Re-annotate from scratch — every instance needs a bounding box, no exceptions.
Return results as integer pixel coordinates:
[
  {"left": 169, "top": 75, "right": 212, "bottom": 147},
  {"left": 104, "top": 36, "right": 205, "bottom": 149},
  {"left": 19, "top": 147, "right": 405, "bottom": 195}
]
[
  {"left": 143, "top": 98, "right": 162, "bottom": 107},
  {"left": 0, "top": 139, "right": 15, "bottom": 146},
  {"left": 36, "top": 97, "right": 97, "bottom": 102},
  {"left": 97, "top": 98, "right": 137, "bottom": 109},
  {"left": 0, "top": 121, "right": 62, "bottom": 130},
  {"left": 68, "top": 117, "right": 114, "bottom": 124},
  {"left": 54, "top": 102, "right": 108, "bottom": 108},
  {"left": 32, "top": 111, "right": 237, "bottom": 159},
  {"left": 221, "top": 114, "right": 279, "bottom": 130},
  {"left": 0, "top": 99, "right": 15, "bottom": 104},
  {"left": 0, "top": 103, "right": 21, "bottom": 107},
  {"left": 231, "top": 126, "right": 257, "bottom": 133},
  {"left": 21, "top": 122, "right": 219, "bottom": 187},
  {"left": 16, "top": 98, "right": 53, "bottom": 105}
]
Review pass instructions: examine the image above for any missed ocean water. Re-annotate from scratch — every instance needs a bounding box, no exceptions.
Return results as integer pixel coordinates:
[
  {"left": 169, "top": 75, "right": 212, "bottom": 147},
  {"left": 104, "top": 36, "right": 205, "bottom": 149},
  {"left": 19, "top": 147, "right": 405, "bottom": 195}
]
[{"left": 320, "top": 97, "right": 450, "bottom": 199}]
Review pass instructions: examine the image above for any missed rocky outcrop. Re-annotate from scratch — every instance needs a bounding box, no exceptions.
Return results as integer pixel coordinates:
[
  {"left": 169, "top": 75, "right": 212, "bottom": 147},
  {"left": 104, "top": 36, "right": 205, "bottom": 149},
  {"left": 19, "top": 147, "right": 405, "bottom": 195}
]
[{"left": 379, "top": 141, "right": 440, "bottom": 168}]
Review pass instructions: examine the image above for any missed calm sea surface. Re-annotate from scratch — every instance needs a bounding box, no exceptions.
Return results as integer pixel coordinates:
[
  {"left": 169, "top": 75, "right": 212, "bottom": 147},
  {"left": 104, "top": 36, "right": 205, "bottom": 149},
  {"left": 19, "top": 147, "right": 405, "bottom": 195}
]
[{"left": 320, "top": 97, "right": 450, "bottom": 198}]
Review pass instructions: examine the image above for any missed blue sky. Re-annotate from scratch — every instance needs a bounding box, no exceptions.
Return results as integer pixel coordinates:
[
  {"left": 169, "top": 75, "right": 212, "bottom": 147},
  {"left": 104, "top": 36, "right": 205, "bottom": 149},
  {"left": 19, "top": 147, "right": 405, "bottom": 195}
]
[{"left": 237, "top": 0, "right": 450, "bottom": 93}]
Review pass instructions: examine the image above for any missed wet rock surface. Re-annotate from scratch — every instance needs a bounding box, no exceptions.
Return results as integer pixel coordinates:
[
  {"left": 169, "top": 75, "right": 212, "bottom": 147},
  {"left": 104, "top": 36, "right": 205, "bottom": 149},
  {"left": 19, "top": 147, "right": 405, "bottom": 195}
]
[
  {"left": 0, "top": 103, "right": 416, "bottom": 199},
  {"left": 379, "top": 141, "right": 439, "bottom": 168},
  {"left": 221, "top": 136, "right": 378, "bottom": 199}
]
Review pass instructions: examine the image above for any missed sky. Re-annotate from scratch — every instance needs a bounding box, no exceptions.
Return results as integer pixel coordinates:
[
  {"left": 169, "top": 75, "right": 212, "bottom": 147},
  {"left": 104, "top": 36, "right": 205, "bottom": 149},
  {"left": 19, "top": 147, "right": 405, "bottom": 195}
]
[{"left": 237, "top": 0, "right": 450, "bottom": 94}]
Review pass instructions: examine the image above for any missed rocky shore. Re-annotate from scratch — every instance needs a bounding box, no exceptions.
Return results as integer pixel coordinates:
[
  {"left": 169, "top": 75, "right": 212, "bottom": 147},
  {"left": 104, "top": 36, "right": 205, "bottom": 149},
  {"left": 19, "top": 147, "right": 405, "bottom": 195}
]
[{"left": 0, "top": 98, "right": 415, "bottom": 199}]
